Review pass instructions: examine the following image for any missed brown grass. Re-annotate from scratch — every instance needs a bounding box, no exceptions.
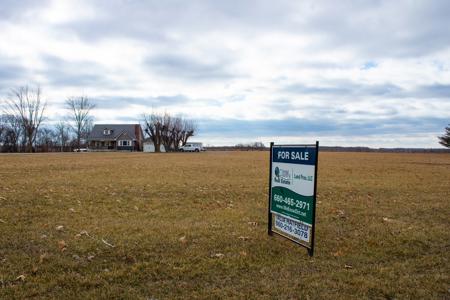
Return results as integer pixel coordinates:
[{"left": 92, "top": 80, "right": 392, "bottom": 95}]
[{"left": 0, "top": 151, "right": 449, "bottom": 299}]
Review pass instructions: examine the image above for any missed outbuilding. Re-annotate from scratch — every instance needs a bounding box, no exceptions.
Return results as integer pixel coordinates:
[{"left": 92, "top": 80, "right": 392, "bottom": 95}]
[{"left": 143, "top": 139, "right": 166, "bottom": 153}]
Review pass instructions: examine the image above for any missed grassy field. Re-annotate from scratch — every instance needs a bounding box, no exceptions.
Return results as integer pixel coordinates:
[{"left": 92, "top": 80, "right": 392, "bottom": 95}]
[{"left": 0, "top": 151, "right": 449, "bottom": 299}]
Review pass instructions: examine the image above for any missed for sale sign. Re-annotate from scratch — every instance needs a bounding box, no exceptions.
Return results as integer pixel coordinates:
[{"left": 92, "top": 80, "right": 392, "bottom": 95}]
[{"left": 268, "top": 142, "right": 319, "bottom": 256}]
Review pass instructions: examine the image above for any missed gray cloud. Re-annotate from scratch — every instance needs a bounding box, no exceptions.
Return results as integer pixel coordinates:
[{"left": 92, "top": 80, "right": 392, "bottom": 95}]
[
  {"left": 283, "top": 81, "right": 450, "bottom": 101},
  {"left": 3, "top": 1, "right": 450, "bottom": 62},
  {"left": 146, "top": 53, "right": 236, "bottom": 81},
  {"left": 40, "top": 55, "right": 109, "bottom": 88},
  {"left": 0, "top": 0, "right": 49, "bottom": 20},
  {"left": 94, "top": 95, "right": 190, "bottom": 110},
  {"left": 304, "top": 1, "right": 450, "bottom": 58},
  {"left": 0, "top": 60, "right": 29, "bottom": 93},
  {"left": 283, "top": 82, "right": 404, "bottom": 98},
  {"left": 262, "top": 100, "right": 405, "bottom": 128},
  {"left": 268, "top": 99, "right": 297, "bottom": 112},
  {"left": 296, "top": 61, "right": 347, "bottom": 70},
  {"left": 0, "top": 62, "right": 25, "bottom": 81},
  {"left": 415, "top": 84, "right": 450, "bottom": 99},
  {"left": 56, "top": 1, "right": 450, "bottom": 60},
  {"left": 58, "top": 0, "right": 295, "bottom": 41},
  {"left": 198, "top": 116, "right": 448, "bottom": 138}
]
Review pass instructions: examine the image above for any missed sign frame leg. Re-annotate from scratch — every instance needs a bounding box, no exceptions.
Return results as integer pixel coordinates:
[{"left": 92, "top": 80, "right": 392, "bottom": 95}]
[
  {"left": 268, "top": 142, "right": 274, "bottom": 236},
  {"left": 308, "top": 140, "right": 319, "bottom": 257}
]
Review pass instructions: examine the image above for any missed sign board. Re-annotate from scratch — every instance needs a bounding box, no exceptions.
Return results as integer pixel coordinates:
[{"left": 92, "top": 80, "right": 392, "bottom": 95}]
[{"left": 268, "top": 142, "right": 319, "bottom": 256}]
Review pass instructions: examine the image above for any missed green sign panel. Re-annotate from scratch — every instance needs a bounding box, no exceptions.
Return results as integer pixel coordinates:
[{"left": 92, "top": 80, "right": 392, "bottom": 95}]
[
  {"left": 271, "top": 186, "right": 314, "bottom": 225},
  {"left": 268, "top": 142, "right": 319, "bottom": 256}
]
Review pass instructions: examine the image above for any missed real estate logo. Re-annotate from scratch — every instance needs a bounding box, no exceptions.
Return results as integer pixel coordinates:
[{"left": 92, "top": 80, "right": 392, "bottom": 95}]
[{"left": 274, "top": 166, "right": 291, "bottom": 185}]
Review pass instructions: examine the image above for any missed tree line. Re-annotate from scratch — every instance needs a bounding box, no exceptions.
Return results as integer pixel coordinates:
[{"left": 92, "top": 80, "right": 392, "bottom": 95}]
[
  {"left": 0, "top": 86, "right": 96, "bottom": 153},
  {"left": 0, "top": 85, "right": 197, "bottom": 153}
]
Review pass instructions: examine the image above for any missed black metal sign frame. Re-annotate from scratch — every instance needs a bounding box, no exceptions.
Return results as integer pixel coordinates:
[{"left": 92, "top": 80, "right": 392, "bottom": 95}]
[{"left": 268, "top": 141, "right": 319, "bottom": 256}]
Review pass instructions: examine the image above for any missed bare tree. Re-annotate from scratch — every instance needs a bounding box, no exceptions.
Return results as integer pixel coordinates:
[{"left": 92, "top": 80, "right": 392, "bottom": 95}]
[
  {"left": 66, "top": 96, "right": 95, "bottom": 150},
  {"left": 171, "top": 117, "right": 184, "bottom": 151},
  {"left": 171, "top": 118, "right": 196, "bottom": 150},
  {"left": 0, "top": 120, "right": 19, "bottom": 153},
  {"left": 2, "top": 114, "right": 23, "bottom": 152},
  {"left": 82, "top": 118, "right": 94, "bottom": 140},
  {"left": 36, "top": 126, "right": 57, "bottom": 152},
  {"left": 143, "top": 112, "right": 197, "bottom": 152},
  {"left": 55, "top": 121, "right": 70, "bottom": 152},
  {"left": 161, "top": 113, "right": 173, "bottom": 151},
  {"left": 4, "top": 86, "right": 46, "bottom": 152},
  {"left": 179, "top": 119, "right": 196, "bottom": 147},
  {"left": 143, "top": 112, "right": 164, "bottom": 152},
  {"left": 0, "top": 115, "right": 6, "bottom": 151}
]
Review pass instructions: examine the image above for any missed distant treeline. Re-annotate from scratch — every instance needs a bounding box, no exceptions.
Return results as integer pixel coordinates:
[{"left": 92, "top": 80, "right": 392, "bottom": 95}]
[
  {"left": 320, "top": 146, "right": 450, "bottom": 153},
  {"left": 206, "top": 142, "right": 267, "bottom": 151},
  {"left": 207, "top": 144, "right": 450, "bottom": 153}
]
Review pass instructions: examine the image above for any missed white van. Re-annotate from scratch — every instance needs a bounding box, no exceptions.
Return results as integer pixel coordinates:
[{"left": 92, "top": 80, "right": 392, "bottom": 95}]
[{"left": 180, "top": 143, "right": 205, "bottom": 152}]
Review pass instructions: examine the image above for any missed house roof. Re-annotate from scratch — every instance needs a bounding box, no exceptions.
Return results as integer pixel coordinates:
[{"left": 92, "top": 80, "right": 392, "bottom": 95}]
[{"left": 88, "top": 124, "right": 142, "bottom": 141}]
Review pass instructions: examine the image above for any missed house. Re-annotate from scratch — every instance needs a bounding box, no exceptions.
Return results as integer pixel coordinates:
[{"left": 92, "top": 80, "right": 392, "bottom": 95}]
[{"left": 87, "top": 124, "right": 144, "bottom": 151}]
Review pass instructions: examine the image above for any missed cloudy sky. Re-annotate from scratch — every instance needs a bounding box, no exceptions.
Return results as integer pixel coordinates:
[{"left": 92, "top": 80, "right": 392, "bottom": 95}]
[{"left": 1, "top": 0, "right": 449, "bottom": 147}]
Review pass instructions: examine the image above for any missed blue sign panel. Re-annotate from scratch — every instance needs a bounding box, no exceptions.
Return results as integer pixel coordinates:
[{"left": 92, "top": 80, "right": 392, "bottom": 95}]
[{"left": 272, "top": 146, "right": 317, "bottom": 165}]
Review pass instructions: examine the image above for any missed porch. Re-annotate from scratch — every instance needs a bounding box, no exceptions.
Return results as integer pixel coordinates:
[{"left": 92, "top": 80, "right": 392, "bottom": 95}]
[
  {"left": 88, "top": 140, "right": 137, "bottom": 151},
  {"left": 89, "top": 140, "right": 117, "bottom": 150}
]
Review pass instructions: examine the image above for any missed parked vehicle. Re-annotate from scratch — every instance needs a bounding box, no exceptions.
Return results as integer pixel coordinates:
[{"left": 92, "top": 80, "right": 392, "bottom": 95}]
[
  {"left": 180, "top": 143, "right": 205, "bottom": 152},
  {"left": 73, "top": 148, "right": 88, "bottom": 152}
]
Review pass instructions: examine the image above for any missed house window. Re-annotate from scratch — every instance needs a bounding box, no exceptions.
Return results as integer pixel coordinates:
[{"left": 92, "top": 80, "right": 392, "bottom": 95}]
[
  {"left": 103, "top": 129, "right": 112, "bottom": 135},
  {"left": 119, "top": 140, "right": 131, "bottom": 146}
]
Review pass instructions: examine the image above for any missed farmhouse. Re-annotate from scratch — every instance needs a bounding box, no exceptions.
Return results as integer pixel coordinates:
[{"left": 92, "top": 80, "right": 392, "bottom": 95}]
[{"left": 87, "top": 124, "right": 144, "bottom": 151}]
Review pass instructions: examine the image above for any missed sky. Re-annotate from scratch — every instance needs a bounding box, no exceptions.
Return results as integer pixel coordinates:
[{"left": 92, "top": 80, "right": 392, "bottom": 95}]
[{"left": 0, "top": 0, "right": 449, "bottom": 147}]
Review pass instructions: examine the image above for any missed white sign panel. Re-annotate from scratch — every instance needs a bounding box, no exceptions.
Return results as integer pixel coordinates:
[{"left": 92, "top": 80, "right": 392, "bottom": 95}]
[{"left": 274, "top": 214, "right": 311, "bottom": 243}]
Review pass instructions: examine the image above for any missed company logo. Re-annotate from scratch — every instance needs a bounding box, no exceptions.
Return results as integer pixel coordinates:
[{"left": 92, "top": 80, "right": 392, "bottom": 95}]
[{"left": 274, "top": 166, "right": 291, "bottom": 185}]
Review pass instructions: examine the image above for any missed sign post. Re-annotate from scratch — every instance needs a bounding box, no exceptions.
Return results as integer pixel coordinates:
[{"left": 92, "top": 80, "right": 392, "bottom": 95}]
[{"left": 268, "top": 142, "right": 319, "bottom": 256}]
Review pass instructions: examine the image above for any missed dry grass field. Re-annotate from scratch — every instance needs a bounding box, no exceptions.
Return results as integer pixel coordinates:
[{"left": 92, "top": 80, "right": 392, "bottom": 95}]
[{"left": 0, "top": 151, "right": 449, "bottom": 299}]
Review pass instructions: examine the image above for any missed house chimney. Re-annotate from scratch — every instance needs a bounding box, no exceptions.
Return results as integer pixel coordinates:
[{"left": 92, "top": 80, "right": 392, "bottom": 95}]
[{"left": 135, "top": 124, "right": 141, "bottom": 150}]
